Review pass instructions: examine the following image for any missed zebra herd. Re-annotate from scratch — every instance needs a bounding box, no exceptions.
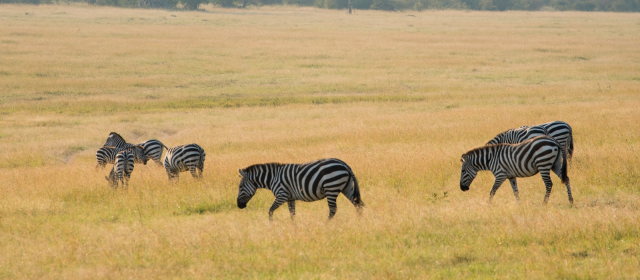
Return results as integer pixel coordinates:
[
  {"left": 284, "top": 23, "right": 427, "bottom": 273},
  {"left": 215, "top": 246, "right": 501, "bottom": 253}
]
[
  {"left": 96, "top": 132, "right": 206, "bottom": 188},
  {"left": 96, "top": 120, "right": 575, "bottom": 219},
  {"left": 460, "top": 121, "right": 575, "bottom": 205}
]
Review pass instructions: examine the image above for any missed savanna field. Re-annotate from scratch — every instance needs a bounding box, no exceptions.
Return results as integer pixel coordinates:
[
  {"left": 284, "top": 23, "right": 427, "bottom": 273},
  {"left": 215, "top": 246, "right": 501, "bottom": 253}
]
[{"left": 1, "top": 4, "right": 640, "bottom": 278}]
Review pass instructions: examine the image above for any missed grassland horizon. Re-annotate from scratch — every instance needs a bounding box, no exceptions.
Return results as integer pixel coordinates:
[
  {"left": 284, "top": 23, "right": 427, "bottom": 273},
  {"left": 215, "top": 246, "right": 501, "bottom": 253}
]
[{"left": 0, "top": 4, "right": 639, "bottom": 279}]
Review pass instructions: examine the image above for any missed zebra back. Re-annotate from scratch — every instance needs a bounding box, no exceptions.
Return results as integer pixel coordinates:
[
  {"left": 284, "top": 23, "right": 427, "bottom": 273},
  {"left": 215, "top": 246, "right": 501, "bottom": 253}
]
[
  {"left": 539, "top": 121, "right": 574, "bottom": 160},
  {"left": 486, "top": 121, "right": 573, "bottom": 160},
  {"left": 115, "top": 150, "right": 135, "bottom": 178},
  {"left": 140, "top": 139, "right": 167, "bottom": 165},
  {"left": 486, "top": 126, "right": 545, "bottom": 145},
  {"left": 106, "top": 149, "right": 135, "bottom": 187}
]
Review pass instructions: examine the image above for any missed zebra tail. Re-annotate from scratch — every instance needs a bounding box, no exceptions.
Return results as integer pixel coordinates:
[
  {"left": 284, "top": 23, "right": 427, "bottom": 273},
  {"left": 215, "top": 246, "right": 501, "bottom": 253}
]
[
  {"left": 198, "top": 150, "right": 205, "bottom": 173},
  {"left": 350, "top": 175, "right": 364, "bottom": 207},
  {"left": 561, "top": 149, "right": 569, "bottom": 185},
  {"left": 568, "top": 134, "right": 574, "bottom": 161}
]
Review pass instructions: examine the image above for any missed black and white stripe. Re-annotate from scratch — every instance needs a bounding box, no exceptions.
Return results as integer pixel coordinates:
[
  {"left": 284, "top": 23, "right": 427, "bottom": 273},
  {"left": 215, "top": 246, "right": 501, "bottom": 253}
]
[
  {"left": 103, "top": 132, "right": 135, "bottom": 149},
  {"left": 106, "top": 149, "right": 135, "bottom": 188},
  {"left": 96, "top": 146, "right": 118, "bottom": 169},
  {"left": 95, "top": 145, "right": 148, "bottom": 167},
  {"left": 163, "top": 143, "right": 206, "bottom": 181},
  {"left": 139, "top": 139, "right": 167, "bottom": 166},
  {"left": 486, "top": 121, "right": 574, "bottom": 160},
  {"left": 237, "top": 158, "right": 364, "bottom": 219},
  {"left": 461, "top": 136, "right": 573, "bottom": 205},
  {"left": 100, "top": 132, "right": 149, "bottom": 165}
]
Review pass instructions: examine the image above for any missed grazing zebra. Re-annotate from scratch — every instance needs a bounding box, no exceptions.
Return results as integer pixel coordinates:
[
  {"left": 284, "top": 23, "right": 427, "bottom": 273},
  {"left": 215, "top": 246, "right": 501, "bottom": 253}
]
[
  {"left": 236, "top": 158, "right": 364, "bottom": 220},
  {"left": 486, "top": 121, "right": 574, "bottom": 161},
  {"left": 95, "top": 145, "right": 148, "bottom": 168},
  {"left": 139, "top": 139, "right": 167, "bottom": 166},
  {"left": 163, "top": 143, "right": 206, "bottom": 181},
  {"left": 460, "top": 136, "right": 573, "bottom": 205},
  {"left": 106, "top": 149, "right": 135, "bottom": 188}
]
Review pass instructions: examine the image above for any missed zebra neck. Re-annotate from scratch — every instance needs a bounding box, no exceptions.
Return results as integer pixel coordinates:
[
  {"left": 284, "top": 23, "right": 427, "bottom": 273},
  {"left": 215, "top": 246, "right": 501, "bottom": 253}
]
[
  {"left": 253, "top": 164, "right": 282, "bottom": 190},
  {"left": 471, "top": 147, "right": 497, "bottom": 171}
]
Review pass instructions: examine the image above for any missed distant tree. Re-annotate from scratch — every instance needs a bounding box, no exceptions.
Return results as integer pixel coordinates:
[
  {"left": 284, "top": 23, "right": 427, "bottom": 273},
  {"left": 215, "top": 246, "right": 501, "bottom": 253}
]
[
  {"left": 182, "top": 0, "right": 204, "bottom": 9},
  {"left": 352, "top": 0, "right": 372, "bottom": 8},
  {"left": 370, "top": 0, "right": 395, "bottom": 9},
  {"left": 212, "top": 0, "right": 235, "bottom": 6}
]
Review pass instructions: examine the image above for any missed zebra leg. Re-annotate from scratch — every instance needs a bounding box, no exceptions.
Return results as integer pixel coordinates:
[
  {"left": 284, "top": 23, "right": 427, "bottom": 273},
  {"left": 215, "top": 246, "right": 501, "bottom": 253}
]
[
  {"left": 489, "top": 176, "right": 507, "bottom": 202},
  {"left": 287, "top": 200, "right": 296, "bottom": 219},
  {"left": 540, "top": 170, "right": 553, "bottom": 204},
  {"left": 189, "top": 167, "right": 199, "bottom": 178},
  {"left": 564, "top": 180, "right": 574, "bottom": 206},
  {"left": 508, "top": 178, "right": 520, "bottom": 201},
  {"left": 268, "top": 196, "right": 287, "bottom": 220},
  {"left": 326, "top": 194, "right": 339, "bottom": 219},
  {"left": 552, "top": 167, "right": 574, "bottom": 206},
  {"left": 166, "top": 168, "right": 179, "bottom": 183}
]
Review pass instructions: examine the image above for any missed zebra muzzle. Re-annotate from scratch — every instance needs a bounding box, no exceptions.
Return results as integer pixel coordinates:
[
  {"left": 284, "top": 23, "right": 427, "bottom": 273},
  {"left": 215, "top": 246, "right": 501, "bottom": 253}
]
[{"left": 237, "top": 200, "right": 247, "bottom": 209}]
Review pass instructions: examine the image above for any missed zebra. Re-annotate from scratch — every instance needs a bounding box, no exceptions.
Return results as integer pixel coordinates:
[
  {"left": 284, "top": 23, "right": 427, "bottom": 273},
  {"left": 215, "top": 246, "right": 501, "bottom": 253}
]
[
  {"left": 106, "top": 149, "right": 135, "bottom": 188},
  {"left": 163, "top": 143, "right": 206, "bottom": 181},
  {"left": 95, "top": 145, "right": 148, "bottom": 168},
  {"left": 460, "top": 135, "right": 573, "bottom": 205},
  {"left": 486, "top": 121, "right": 574, "bottom": 161},
  {"left": 236, "top": 158, "right": 365, "bottom": 220},
  {"left": 139, "top": 139, "right": 167, "bottom": 166}
]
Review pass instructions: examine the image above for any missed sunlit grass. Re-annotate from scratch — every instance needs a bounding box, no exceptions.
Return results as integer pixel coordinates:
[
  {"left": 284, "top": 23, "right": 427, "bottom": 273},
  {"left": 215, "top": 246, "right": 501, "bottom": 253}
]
[{"left": 0, "top": 4, "right": 639, "bottom": 279}]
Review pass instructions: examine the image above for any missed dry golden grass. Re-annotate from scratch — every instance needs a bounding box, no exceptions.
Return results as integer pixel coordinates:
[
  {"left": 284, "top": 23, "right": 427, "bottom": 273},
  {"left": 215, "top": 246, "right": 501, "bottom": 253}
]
[{"left": 1, "top": 4, "right": 639, "bottom": 279}]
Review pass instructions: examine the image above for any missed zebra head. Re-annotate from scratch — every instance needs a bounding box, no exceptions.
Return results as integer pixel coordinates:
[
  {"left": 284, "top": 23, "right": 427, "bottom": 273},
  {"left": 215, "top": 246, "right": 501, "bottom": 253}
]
[
  {"left": 459, "top": 155, "right": 477, "bottom": 192},
  {"left": 237, "top": 169, "right": 258, "bottom": 209}
]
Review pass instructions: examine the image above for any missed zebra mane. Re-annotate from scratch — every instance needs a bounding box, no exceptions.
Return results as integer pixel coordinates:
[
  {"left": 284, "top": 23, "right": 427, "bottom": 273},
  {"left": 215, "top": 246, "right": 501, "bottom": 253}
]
[
  {"left": 463, "top": 141, "right": 523, "bottom": 158},
  {"left": 107, "top": 132, "right": 126, "bottom": 142},
  {"left": 496, "top": 125, "right": 529, "bottom": 136},
  {"left": 468, "top": 135, "right": 552, "bottom": 158},
  {"left": 462, "top": 144, "right": 497, "bottom": 158},
  {"left": 242, "top": 162, "right": 283, "bottom": 173}
]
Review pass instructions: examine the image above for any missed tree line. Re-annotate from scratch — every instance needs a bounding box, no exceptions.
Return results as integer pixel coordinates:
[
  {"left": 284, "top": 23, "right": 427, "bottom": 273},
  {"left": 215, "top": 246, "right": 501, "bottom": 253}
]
[{"left": 2, "top": 0, "right": 638, "bottom": 13}]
